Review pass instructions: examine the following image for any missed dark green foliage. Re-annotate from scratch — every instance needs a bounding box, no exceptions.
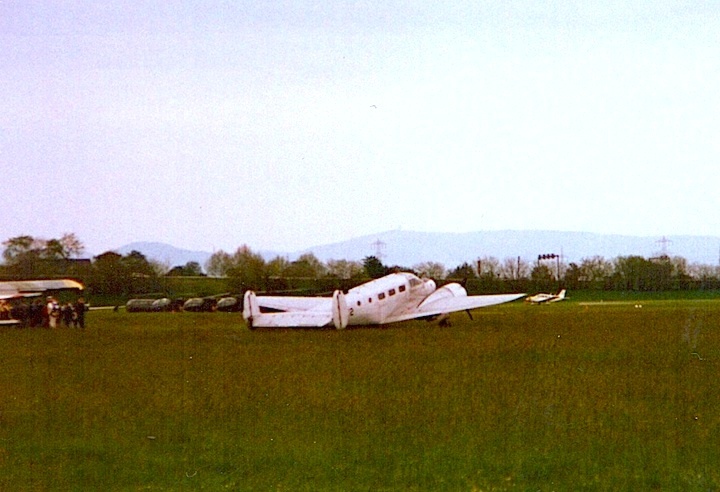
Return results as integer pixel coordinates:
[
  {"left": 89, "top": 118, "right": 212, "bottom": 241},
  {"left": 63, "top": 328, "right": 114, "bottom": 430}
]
[
  {"left": 283, "top": 253, "right": 326, "bottom": 279},
  {"left": 447, "top": 261, "right": 477, "bottom": 279},
  {"left": 166, "top": 261, "right": 204, "bottom": 276},
  {"left": 88, "top": 250, "right": 160, "bottom": 296},
  {"left": 1, "top": 234, "right": 85, "bottom": 277},
  {"left": 363, "top": 255, "right": 386, "bottom": 279},
  {"left": 530, "top": 262, "right": 555, "bottom": 291},
  {"left": 225, "top": 245, "right": 266, "bottom": 292}
]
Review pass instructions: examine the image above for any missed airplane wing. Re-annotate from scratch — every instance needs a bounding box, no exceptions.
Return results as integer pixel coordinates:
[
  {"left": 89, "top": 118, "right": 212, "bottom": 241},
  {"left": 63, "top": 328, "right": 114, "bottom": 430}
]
[
  {"left": 0, "top": 292, "right": 41, "bottom": 300},
  {"left": 253, "top": 296, "right": 332, "bottom": 312},
  {"left": 0, "top": 279, "right": 84, "bottom": 300},
  {"left": 243, "top": 291, "right": 341, "bottom": 329},
  {"left": 386, "top": 293, "right": 526, "bottom": 324}
]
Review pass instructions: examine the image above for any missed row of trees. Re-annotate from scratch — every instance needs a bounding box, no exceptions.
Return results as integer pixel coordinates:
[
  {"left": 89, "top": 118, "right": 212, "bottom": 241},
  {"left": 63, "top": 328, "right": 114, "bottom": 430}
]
[
  {"left": 1, "top": 235, "right": 162, "bottom": 296},
  {"left": 2, "top": 234, "right": 86, "bottom": 276},
  {"left": 3, "top": 234, "right": 720, "bottom": 296},
  {"left": 205, "top": 247, "right": 720, "bottom": 294}
]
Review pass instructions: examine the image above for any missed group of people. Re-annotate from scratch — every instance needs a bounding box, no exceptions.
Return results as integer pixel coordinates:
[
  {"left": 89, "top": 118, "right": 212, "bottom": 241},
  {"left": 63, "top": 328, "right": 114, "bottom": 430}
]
[{"left": 0, "top": 296, "right": 86, "bottom": 329}]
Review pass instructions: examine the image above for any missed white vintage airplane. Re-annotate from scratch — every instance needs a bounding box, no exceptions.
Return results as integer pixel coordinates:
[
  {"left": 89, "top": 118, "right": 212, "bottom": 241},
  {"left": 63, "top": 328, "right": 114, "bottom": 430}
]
[
  {"left": 0, "top": 279, "right": 84, "bottom": 300},
  {"left": 525, "top": 289, "right": 567, "bottom": 304},
  {"left": 242, "top": 272, "right": 525, "bottom": 329},
  {"left": 0, "top": 279, "right": 84, "bottom": 325}
]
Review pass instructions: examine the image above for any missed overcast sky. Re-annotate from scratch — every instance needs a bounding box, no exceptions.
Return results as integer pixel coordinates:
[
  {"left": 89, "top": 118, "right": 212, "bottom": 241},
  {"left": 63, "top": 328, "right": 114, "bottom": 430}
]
[{"left": 2, "top": 1, "right": 718, "bottom": 255}]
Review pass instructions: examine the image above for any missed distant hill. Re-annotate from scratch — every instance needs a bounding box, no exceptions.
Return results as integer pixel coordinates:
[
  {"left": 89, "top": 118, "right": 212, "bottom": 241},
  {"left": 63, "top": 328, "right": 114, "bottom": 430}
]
[
  {"left": 114, "top": 242, "right": 281, "bottom": 272},
  {"left": 115, "top": 231, "right": 720, "bottom": 272},
  {"left": 293, "top": 230, "right": 720, "bottom": 268},
  {"left": 115, "top": 242, "right": 213, "bottom": 269}
]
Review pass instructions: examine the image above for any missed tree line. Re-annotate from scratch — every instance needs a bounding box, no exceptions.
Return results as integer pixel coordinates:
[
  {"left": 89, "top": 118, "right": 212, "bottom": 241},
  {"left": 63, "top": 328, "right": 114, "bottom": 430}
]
[{"left": 2, "top": 234, "right": 720, "bottom": 297}]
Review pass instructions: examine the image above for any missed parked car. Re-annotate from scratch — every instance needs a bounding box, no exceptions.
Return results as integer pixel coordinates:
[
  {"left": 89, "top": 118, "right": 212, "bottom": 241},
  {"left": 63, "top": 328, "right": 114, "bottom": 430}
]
[
  {"left": 216, "top": 296, "right": 241, "bottom": 312},
  {"left": 126, "top": 299, "right": 156, "bottom": 312},
  {"left": 182, "top": 297, "right": 217, "bottom": 312},
  {"left": 151, "top": 298, "right": 172, "bottom": 312},
  {"left": 153, "top": 298, "right": 186, "bottom": 312}
]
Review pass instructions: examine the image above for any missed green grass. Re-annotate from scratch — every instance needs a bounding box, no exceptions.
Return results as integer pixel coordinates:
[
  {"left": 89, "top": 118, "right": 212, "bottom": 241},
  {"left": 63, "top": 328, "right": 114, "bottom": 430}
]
[{"left": 0, "top": 301, "right": 719, "bottom": 490}]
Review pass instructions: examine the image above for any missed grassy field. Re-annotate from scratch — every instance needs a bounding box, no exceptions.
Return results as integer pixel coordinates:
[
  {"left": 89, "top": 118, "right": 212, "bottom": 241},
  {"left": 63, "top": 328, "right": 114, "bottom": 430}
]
[{"left": 0, "top": 299, "right": 719, "bottom": 490}]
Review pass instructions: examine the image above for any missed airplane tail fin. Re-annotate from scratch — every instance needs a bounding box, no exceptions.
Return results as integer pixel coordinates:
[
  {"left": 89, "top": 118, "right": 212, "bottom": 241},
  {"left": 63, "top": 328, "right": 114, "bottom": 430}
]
[
  {"left": 243, "top": 291, "right": 260, "bottom": 329},
  {"left": 331, "top": 290, "right": 349, "bottom": 330},
  {"left": 549, "top": 289, "right": 567, "bottom": 302}
]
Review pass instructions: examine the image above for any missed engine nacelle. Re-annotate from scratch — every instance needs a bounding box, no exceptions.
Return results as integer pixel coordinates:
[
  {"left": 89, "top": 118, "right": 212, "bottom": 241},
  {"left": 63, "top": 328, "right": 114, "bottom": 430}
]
[
  {"left": 417, "top": 282, "right": 467, "bottom": 309},
  {"left": 420, "top": 278, "right": 437, "bottom": 297}
]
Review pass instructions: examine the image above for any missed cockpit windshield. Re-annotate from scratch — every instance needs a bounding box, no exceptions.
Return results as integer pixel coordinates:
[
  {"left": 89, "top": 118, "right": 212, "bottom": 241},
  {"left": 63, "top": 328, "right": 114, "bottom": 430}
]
[{"left": 408, "top": 276, "right": 423, "bottom": 288}]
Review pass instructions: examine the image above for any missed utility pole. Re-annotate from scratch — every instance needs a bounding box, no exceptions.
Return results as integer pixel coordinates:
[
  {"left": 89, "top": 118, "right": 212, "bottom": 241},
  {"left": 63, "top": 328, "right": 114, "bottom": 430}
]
[
  {"left": 656, "top": 236, "right": 672, "bottom": 260},
  {"left": 371, "top": 239, "right": 386, "bottom": 260},
  {"left": 538, "top": 253, "right": 561, "bottom": 287}
]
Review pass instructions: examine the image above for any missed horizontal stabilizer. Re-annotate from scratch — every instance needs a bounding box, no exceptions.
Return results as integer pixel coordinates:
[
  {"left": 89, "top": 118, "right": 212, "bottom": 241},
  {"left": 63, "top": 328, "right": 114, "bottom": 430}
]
[
  {"left": 246, "top": 311, "right": 333, "bottom": 329},
  {"left": 253, "top": 295, "right": 331, "bottom": 312}
]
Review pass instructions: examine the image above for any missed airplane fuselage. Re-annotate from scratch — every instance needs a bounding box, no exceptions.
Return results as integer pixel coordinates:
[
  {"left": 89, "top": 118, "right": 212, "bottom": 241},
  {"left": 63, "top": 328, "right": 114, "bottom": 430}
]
[{"left": 340, "top": 273, "right": 436, "bottom": 325}]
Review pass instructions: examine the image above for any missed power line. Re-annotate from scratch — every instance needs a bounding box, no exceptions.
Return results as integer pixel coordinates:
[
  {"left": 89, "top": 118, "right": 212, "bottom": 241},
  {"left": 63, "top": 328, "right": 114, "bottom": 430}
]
[{"left": 371, "top": 239, "right": 386, "bottom": 260}]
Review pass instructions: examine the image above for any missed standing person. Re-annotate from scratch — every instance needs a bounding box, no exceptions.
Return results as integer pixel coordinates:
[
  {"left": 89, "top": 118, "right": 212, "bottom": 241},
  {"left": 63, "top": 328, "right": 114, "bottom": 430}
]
[
  {"left": 62, "top": 302, "right": 75, "bottom": 328},
  {"left": 74, "top": 297, "right": 87, "bottom": 329},
  {"left": 42, "top": 297, "right": 51, "bottom": 328},
  {"left": 11, "top": 301, "right": 29, "bottom": 328},
  {"left": 30, "top": 299, "right": 44, "bottom": 327},
  {"left": 47, "top": 297, "right": 60, "bottom": 329}
]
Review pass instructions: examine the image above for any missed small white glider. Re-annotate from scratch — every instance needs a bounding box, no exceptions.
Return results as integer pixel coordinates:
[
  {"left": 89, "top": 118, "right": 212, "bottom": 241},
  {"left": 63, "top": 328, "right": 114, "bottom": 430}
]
[{"left": 525, "top": 289, "right": 567, "bottom": 304}]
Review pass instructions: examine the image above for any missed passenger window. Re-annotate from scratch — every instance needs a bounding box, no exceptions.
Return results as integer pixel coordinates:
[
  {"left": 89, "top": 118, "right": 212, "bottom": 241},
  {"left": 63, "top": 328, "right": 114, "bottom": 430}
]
[
  {"left": 357, "top": 301, "right": 361, "bottom": 306},
  {"left": 378, "top": 292, "right": 386, "bottom": 300},
  {"left": 389, "top": 289, "right": 396, "bottom": 296}
]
